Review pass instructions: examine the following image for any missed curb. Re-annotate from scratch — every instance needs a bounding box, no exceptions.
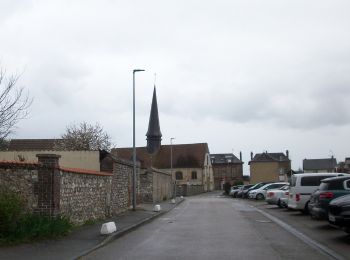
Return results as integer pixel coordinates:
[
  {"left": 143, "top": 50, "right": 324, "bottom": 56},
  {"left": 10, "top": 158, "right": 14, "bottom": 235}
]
[{"left": 76, "top": 198, "right": 185, "bottom": 259}]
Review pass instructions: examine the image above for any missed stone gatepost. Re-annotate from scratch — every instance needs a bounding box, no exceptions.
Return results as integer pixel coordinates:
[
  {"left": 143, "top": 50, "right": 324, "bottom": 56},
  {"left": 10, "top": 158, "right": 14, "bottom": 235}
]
[{"left": 36, "top": 154, "right": 61, "bottom": 217}]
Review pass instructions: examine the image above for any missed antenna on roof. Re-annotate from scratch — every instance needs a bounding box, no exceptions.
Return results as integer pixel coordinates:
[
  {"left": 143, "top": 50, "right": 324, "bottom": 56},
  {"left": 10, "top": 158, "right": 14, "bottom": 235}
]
[{"left": 154, "top": 73, "right": 157, "bottom": 86}]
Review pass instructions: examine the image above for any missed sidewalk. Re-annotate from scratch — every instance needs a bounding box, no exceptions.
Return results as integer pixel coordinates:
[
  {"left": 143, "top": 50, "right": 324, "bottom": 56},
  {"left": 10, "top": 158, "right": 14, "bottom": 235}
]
[{"left": 0, "top": 198, "right": 184, "bottom": 260}]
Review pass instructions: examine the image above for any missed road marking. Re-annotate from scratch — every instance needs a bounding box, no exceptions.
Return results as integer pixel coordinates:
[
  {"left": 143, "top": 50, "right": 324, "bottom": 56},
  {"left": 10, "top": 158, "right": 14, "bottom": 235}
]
[{"left": 254, "top": 207, "right": 345, "bottom": 260}]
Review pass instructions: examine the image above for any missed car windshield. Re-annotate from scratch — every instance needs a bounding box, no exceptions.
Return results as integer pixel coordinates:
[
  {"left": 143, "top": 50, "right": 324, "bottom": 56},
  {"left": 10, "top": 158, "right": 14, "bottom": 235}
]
[{"left": 280, "top": 185, "right": 289, "bottom": 190}]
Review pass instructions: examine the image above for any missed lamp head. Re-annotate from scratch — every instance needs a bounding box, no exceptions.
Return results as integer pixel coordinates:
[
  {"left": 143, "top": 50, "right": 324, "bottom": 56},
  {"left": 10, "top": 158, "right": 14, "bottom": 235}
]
[{"left": 133, "top": 69, "right": 145, "bottom": 73}]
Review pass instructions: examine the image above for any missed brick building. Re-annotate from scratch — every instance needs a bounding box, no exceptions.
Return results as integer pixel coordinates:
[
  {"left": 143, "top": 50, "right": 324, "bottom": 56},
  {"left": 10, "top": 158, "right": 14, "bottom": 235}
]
[{"left": 210, "top": 153, "right": 243, "bottom": 189}]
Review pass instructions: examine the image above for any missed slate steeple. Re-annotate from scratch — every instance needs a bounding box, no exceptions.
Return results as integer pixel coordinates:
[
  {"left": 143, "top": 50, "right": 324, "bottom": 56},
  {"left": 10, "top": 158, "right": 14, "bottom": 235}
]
[{"left": 146, "top": 86, "right": 162, "bottom": 155}]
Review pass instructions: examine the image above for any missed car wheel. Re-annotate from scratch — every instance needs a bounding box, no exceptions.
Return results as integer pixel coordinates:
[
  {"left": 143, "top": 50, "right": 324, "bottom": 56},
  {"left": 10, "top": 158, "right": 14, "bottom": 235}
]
[
  {"left": 277, "top": 199, "right": 282, "bottom": 208},
  {"left": 256, "top": 193, "right": 265, "bottom": 200},
  {"left": 302, "top": 202, "right": 310, "bottom": 215}
]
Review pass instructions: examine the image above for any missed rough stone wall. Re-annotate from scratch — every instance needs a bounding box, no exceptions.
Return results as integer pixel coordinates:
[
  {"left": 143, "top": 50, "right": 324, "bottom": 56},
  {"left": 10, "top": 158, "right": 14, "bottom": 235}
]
[
  {"left": 59, "top": 171, "right": 112, "bottom": 224},
  {"left": 0, "top": 167, "right": 38, "bottom": 213},
  {"left": 110, "top": 158, "right": 135, "bottom": 215},
  {"left": 139, "top": 171, "right": 153, "bottom": 203}
]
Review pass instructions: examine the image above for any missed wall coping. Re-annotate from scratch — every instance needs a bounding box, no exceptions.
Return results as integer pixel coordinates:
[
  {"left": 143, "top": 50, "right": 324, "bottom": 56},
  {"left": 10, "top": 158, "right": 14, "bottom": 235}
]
[
  {"left": 59, "top": 167, "right": 113, "bottom": 176},
  {"left": 0, "top": 160, "right": 40, "bottom": 168}
]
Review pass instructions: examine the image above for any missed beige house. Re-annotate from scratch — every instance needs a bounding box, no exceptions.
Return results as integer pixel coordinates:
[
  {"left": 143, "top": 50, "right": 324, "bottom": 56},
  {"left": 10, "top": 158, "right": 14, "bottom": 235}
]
[
  {"left": 249, "top": 151, "right": 291, "bottom": 184},
  {"left": 0, "top": 139, "right": 101, "bottom": 170},
  {"left": 113, "top": 143, "right": 214, "bottom": 192},
  {"left": 0, "top": 150, "right": 100, "bottom": 171}
]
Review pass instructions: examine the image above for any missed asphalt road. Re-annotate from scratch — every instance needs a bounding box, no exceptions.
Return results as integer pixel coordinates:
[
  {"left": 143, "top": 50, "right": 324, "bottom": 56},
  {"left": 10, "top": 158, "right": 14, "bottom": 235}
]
[
  {"left": 84, "top": 192, "right": 332, "bottom": 260},
  {"left": 247, "top": 199, "right": 350, "bottom": 260}
]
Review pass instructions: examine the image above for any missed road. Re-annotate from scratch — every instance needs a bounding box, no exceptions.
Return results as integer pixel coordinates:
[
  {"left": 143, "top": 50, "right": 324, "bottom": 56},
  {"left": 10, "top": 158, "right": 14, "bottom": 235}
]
[
  {"left": 84, "top": 192, "right": 334, "bottom": 260},
  {"left": 247, "top": 199, "right": 350, "bottom": 260}
]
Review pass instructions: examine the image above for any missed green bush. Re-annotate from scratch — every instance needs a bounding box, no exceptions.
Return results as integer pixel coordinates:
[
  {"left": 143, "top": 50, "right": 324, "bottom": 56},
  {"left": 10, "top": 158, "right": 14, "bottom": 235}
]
[
  {"left": 0, "top": 187, "right": 72, "bottom": 244},
  {"left": 0, "top": 187, "right": 25, "bottom": 238}
]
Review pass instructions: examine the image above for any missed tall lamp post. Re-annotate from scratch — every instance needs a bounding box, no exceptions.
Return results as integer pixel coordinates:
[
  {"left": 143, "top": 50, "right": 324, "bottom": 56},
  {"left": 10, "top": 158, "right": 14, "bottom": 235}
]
[
  {"left": 170, "top": 137, "right": 175, "bottom": 198},
  {"left": 132, "top": 69, "right": 145, "bottom": 211}
]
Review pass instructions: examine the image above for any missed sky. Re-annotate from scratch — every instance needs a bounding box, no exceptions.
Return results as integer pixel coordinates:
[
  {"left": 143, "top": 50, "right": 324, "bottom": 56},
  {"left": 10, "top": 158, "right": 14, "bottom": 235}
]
[{"left": 0, "top": 0, "right": 349, "bottom": 172}]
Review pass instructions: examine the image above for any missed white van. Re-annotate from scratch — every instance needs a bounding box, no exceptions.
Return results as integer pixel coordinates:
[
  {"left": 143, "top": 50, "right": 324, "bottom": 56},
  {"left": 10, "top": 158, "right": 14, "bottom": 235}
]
[{"left": 288, "top": 173, "right": 348, "bottom": 213}]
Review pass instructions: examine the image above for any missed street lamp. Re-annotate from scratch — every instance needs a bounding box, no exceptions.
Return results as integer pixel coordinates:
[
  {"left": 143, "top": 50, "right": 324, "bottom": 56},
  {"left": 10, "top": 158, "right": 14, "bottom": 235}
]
[
  {"left": 170, "top": 137, "right": 175, "bottom": 198},
  {"left": 132, "top": 69, "right": 145, "bottom": 211}
]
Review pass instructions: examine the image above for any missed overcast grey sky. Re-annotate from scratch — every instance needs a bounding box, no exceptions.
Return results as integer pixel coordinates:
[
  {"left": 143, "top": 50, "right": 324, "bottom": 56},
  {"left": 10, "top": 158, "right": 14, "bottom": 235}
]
[{"left": 1, "top": 0, "right": 349, "bottom": 171}]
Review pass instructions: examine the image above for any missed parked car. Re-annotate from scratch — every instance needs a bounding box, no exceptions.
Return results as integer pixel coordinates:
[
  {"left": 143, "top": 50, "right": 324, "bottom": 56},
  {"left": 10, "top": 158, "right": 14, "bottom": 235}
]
[
  {"left": 236, "top": 184, "right": 254, "bottom": 198},
  {"left": 328, "top": 194, "right": 350, "bottom": 234},
  {"left": 242, "top": 182, "right": 271, "bottom": 198},
  {"left": 229, "top": 185, "right": 243, "bottom": 197},
  {"left": 288, "top": 173, "right": 347, "bottom": 214},
  {"left": 266, "top": 185, "right": 290, "bottom": 207},
  {"left": 308, "top": 176, "right": 350, "bottom": 220},
  {"left": 248, "top": 182, "right": 289, "bottom": 200}
]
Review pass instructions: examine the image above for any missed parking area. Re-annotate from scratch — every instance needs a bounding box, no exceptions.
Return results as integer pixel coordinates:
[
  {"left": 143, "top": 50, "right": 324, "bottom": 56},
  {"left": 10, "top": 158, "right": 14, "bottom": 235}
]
[{"left": 241, "top": 199, "right": 350, "bottom": 259}]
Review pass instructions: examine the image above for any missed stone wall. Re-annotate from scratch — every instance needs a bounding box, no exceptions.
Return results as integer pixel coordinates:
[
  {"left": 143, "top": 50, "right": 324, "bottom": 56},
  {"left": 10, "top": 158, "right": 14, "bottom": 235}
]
[
  {"left": 139, "top": 171, "right": 153, "bottom": 203},
  {"left": 0, "top": 163, "right": 39, "bottom": 213},
  {"left": 110, "top": 157, "right": 134, "bottom": 215},
  {"left": 0, "top": 154, "right": 174, "bottom": 224},
  {"left": 59, "top": 170, "right": 112, "bottom": 224}
]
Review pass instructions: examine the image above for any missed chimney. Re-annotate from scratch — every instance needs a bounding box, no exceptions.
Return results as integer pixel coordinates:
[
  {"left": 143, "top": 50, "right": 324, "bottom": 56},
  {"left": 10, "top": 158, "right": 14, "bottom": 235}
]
[
  {"left": 250, "top": 152, "right": 253, "bottom": 160},
  {"left": 286, "top": 150, "right": 289, "bottom": 159},
  {"left": 240, "top": 151, "right": 242, "bottom": 162}
]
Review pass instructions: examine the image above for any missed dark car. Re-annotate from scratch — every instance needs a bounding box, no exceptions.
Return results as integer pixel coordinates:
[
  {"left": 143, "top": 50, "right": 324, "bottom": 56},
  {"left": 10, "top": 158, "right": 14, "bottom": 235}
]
[
  {"left": 242, "top": 182, "right": 271, "bottom": 199},
  {"left": 328, "top": 194, "right": 350, "bottom": 234},
  {"left": 236, "top": 184, "right": 254, "bottom": 198},
  {"left": 308, "top": 176, "right": 350, "bottom": 220}
]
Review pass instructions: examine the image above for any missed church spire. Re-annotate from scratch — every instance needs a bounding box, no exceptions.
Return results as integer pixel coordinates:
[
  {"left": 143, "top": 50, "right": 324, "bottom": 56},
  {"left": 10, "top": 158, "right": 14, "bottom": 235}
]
[{"left": 146, "top": 86, "right": 162, "bottom": 154}]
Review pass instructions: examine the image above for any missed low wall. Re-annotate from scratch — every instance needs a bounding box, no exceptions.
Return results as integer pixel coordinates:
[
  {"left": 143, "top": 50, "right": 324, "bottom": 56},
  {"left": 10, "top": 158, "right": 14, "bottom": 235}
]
[{"left": 176, "top": 184, "right": 204, "bottom": 196}]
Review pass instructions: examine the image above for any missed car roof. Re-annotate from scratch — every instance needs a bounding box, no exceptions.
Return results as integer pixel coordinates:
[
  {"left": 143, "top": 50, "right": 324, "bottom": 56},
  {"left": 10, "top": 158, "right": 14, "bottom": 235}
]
[
  {"left": 321, "top": 175, "right": 350, "bottom": 183},
  {"left": 292, "top": 173, "right": 348, "bottom": 177}
]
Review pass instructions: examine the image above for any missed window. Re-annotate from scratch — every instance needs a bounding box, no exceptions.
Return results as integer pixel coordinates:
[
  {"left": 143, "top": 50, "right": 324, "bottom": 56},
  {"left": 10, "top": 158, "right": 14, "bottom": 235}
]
[
  {"left": 345, "top": 180, "right": 350, "bottom": 189},
  {"left": 328, "top": 180, "right": 345, "bottom": 190},
  {"left": 301, "top": 176, "right": 334, "bottom": 186},
  {"left": 176, "top": 171, "right": 183, "bottom": 180},
  {"left": 191, "top": 171, "right": 197, "bottom": 180}
]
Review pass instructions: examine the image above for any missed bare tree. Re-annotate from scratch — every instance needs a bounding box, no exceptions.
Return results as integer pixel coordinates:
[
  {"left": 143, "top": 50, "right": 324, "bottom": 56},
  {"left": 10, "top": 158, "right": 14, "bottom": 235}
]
[
  {"left": 0, "top": 69, "right": 31, "bottom": 140},
  {"left": 56, "top": 122, "right": 113, "bottom": 151}
]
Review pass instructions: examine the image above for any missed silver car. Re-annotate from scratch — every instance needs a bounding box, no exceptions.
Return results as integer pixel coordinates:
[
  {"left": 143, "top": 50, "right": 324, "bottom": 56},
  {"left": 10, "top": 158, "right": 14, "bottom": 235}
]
[{"left": 265, "top": 185, "right": 290, "bottom": 207}]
